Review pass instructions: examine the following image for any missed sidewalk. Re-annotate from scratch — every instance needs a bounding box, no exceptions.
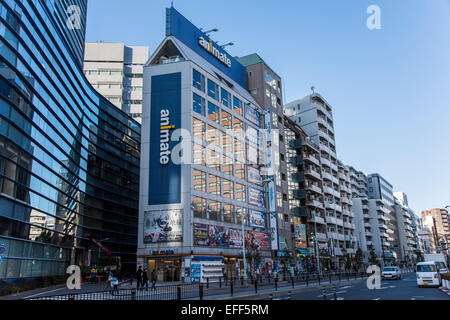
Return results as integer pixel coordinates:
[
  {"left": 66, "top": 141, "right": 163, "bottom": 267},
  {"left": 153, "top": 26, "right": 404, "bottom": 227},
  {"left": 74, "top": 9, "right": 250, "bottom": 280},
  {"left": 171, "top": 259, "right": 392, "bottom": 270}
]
[{"left": 0, "top": 279, "right": 185, "bottom": 300}]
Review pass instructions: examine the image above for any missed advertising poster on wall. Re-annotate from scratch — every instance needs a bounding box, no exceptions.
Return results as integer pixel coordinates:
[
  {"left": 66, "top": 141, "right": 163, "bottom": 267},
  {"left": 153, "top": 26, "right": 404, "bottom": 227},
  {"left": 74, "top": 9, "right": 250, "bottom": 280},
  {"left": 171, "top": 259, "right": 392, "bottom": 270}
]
[
  {"left": 208, "top": 225, "right": 229, "bottom": 247},
  {"left": 245, "top": 231, "right": 270, "bottom": 251},
  {"left": 248, "top": 187, "right": 264, "bottom": 207},
  {"left": 247, "top": 166, "right": 262, "bottom": 185},
  {"left": 249, "top": 209, "right": 266, "bottom": 229},
  {"left": 193, "top": 223, "right": 208, "bottom": 246},
  {"left": 143, "top": 209, "right": 183, "bottom": 243},
  {"left": 294, "top": 224, "right": 307, "bottom": 249},
  {"left": 229, "top": 229, "right": 243, "bottom": 248},
  {"left": 245, "top": 103, "right": 261, "bottom": 127}
]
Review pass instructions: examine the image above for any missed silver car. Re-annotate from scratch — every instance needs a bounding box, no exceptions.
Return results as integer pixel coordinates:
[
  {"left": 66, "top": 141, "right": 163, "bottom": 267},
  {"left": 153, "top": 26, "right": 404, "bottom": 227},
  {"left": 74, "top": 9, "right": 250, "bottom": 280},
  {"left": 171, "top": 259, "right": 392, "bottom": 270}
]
[{"left": 381, "top": 266, "right": 402, "bottom": 280}]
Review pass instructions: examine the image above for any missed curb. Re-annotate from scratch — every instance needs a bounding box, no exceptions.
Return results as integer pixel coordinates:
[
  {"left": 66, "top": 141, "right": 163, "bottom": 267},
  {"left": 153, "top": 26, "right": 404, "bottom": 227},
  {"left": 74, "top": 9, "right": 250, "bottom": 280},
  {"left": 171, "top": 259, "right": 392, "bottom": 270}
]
[
  {"left": 206, "top": 278, "right": 368, "bottom": 300},
  {"left": 438, "top": 287, "right": 450, "bottom": 296}
]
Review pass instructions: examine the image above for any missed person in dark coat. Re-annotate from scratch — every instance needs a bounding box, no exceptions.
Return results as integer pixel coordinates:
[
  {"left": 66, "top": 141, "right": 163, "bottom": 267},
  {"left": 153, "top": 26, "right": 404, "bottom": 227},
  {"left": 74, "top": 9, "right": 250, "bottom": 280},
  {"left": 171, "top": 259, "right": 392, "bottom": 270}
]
[
  {"left": 151, "top": 269, "right": 157, "bottom": 290},
  {"left": 136, "top": 266, "right": 143, "bottom": 290},
  {"left": 142, "top": 269, "right": 149, "bottom": 291}
]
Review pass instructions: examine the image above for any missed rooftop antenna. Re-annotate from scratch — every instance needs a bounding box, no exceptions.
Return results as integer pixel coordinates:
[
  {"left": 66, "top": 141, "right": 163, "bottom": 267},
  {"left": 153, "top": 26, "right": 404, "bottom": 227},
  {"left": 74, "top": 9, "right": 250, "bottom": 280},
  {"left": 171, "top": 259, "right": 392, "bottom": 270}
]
[
  {"left": 311, "top": 86, "right": 315, "bottom": 94},
  {"left": 171, "top": 1, "right": 173, "bottom": 7}
]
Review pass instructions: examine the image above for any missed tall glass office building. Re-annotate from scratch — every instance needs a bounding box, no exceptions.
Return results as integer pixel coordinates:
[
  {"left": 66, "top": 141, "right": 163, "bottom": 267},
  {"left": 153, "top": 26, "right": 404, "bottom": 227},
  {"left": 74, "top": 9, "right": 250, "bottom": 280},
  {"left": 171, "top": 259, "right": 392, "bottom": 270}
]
[{"left": 0, "top": 0, "right": 140, "bottom": 282}]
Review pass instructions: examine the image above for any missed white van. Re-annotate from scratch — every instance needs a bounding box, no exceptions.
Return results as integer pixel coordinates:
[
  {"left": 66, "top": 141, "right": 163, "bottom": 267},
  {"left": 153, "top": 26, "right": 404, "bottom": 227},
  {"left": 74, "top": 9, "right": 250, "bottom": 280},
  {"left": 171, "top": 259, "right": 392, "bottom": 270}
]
[{"left": 416, "top": 262, "right": 441, "bottom": 287}]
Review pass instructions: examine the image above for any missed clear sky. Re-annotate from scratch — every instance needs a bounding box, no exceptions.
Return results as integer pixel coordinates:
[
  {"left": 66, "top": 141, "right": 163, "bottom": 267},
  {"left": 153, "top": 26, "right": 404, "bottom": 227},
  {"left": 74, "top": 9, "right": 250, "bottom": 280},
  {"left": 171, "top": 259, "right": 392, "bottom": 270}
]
[{"left": 85, "top": 0, "right": 450, "bottom": 216}]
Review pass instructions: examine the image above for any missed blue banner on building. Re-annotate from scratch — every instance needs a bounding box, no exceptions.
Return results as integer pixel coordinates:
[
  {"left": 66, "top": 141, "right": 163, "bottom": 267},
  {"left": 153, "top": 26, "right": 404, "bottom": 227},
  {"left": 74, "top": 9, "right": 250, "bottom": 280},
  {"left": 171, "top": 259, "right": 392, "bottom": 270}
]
[
  {"left": 148, "top": 72, "right": 181, "bottom": 205},
  {"left": 165, "top": 7, "right": 247, "bottom": 89}
]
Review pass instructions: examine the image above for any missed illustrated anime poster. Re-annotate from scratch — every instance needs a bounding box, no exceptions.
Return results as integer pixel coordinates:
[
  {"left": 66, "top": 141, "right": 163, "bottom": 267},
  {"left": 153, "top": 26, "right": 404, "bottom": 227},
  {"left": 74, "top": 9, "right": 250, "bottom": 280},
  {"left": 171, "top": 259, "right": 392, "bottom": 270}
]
[
  {"left": 207, "top": 225, "right": 230, "bottom": 247},
  {"left": 193, "top": 223, "right": 208, "bottom": 246},
  {"left": 229, "top": 229, "right": 243, "bottom": 248},
  {"left": 245, "top": 231, "right": 270, "bottom": 251},
  {"left": 249, "top": 209, "right": 266, "bottom": 229},
  {"left": 143, "top": 209, "right": 182, "bottom": 243}
]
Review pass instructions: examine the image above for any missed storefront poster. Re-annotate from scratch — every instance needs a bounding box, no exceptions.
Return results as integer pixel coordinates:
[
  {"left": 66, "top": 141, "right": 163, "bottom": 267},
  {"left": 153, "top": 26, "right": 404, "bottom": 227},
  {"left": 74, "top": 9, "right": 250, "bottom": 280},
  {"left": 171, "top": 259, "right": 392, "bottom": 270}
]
[
  {"left": 193, "top": 223, "right": 208, "bottom": 246},
  {"left": 245, "top": 103, "right": 261, "bottom": 127},
  {"left": 249, "top": 209, "right": 266, "bottom": 229},
  {"left": 208, "top": 225, "right": 229, "bottom": 247},
  {"left": 247, "top": 166, "right": 262, "bottom": 185},
  {"left": 248, "top": 187, "right": 264, "bottom": 207},
  {"left": 245, "top": 231, "right": 270, "bottom": 251},
  {"left": 229, "top": 229, "right": 243, "bottom": 248},
  {"left": 143, "top": 209, "right": 183, "bottom": 243}
]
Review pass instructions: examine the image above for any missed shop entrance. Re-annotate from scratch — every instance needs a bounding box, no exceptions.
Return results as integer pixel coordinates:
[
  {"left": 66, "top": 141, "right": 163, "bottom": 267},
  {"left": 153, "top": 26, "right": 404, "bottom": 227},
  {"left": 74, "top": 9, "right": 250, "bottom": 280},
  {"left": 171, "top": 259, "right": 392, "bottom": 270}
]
[
  {"left": 147, "top": 257, "right": 181, "bottom": 282},
  {"left": 224, "top": 257, "right": 237, "bottom": 278}
]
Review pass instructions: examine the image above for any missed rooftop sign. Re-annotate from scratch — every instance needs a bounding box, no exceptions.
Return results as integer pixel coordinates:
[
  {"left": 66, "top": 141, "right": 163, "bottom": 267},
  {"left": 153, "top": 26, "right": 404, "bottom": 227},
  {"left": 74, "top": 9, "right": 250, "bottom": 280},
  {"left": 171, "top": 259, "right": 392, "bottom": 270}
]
[{"left": 165, "top": 7, "right": 246, "bottom": 88}]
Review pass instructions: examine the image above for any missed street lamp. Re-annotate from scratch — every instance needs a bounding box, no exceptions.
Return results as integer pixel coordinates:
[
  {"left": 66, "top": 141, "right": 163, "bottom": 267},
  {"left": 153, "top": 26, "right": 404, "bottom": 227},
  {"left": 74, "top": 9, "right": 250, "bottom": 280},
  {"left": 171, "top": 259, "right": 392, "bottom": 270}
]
[
  {"left": 219, "top": 42, "right": 234, "bottom": 49},
  {"left": 202, "top": 28, "right": 219, "bottom": 36}
]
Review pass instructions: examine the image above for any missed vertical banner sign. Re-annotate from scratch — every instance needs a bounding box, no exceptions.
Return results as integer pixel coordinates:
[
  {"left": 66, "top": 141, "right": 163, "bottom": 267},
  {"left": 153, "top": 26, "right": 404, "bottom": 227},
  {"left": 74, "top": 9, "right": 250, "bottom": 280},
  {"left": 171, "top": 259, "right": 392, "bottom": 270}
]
[
  {"left": 148, "top": 73, "right": 181, "bottom": 205},
  {"left": 265, "top": 109, "right": 278, "bottom": 250}
]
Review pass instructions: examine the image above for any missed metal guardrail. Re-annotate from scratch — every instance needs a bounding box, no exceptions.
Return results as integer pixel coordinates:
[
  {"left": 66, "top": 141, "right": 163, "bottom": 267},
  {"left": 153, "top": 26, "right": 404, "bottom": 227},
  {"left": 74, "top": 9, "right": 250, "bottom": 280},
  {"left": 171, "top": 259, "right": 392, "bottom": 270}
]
[{"left": 26, "top": 269, "right": 414, "bottom": 300}]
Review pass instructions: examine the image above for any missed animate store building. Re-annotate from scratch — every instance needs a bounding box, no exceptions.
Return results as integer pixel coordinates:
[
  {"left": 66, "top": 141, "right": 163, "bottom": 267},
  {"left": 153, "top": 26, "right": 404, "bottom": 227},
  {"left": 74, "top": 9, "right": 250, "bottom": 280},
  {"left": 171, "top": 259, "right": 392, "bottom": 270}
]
[{"left": 137, "top": 7, "right": 278, "bottom": 282}]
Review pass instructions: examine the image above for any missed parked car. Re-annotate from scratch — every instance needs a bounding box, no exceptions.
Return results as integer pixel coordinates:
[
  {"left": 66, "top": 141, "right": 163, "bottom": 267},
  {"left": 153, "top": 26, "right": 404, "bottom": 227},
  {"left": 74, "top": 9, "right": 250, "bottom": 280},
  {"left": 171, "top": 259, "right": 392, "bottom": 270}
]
[
  {"left": 381, "top": 266, "right": 402, "bottom": 280},
  {"left": 416, "top": 262, "right": 441, "bottom": 287}
]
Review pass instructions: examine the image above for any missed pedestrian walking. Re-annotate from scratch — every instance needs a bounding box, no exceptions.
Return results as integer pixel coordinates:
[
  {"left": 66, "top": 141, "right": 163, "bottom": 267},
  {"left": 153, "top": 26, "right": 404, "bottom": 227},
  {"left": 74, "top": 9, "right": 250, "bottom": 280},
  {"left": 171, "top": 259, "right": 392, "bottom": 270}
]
[
  {"left": 151, "top": 269, "right": 157, "bottom": 290},
  {"left": 142, "top": 269, "right": 149, "bottom": 291},
  {"left": 136, "top": 266, "right": 143, "bottom": 290},
  {"left": 111, "top": 273, "right": 119, "bottom": 296},
  {"left": 90, "top": 266, "right": 98, "bottom": 284}
]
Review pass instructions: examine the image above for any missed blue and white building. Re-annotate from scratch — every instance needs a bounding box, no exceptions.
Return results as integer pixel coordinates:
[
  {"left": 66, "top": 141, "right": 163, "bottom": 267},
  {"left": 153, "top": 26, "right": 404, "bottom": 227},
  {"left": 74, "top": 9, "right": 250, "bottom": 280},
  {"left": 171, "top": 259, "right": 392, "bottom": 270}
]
[{"left": 137, "top": 7, "right": 276, "bottom": 282}]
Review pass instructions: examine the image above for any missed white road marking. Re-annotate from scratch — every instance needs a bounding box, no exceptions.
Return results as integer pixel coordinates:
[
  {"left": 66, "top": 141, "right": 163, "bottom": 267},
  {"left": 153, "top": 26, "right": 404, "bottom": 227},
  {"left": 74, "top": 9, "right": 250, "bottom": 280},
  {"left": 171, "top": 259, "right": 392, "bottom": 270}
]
[
  {"left": 339, "top": 285, "right": 354, "bottom": 290},
  {"left": 372, "top": 298, "right": 380, "bottom": 300},
  {"left": 317, "top": 290, "right": 347, "bottom": 297},
  {"left": 23, "top": 287, "right": 68, "bottom": 299},
  {"left": 337, "top": 297, "right": 344, "bottom": 300}
]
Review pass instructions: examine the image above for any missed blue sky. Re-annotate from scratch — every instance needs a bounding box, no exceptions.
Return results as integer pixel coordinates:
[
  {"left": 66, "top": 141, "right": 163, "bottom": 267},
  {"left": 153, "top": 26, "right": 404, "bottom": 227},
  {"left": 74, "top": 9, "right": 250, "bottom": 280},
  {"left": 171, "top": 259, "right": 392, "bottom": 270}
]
[{"left": 85, "top": 0, "right": 450, "bottom": 216}]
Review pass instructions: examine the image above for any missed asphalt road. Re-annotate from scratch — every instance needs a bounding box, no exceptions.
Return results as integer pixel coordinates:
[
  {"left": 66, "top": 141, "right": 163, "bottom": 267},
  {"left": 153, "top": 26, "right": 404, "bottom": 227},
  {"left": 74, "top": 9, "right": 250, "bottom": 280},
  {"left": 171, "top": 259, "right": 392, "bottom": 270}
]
[{"left": 259, "top": 274, "right": 450, "bottom": 300}]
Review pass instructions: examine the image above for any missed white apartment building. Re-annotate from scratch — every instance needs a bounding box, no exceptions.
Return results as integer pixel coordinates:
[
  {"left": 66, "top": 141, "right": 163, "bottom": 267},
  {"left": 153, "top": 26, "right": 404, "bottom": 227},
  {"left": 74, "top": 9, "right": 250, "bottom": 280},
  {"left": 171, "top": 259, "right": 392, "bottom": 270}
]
[
  {"left": 83, "top": 42, "right": 149, "bottom": 123},
  {"left": 284, "top": 93, "right": 355, "bottom": 267},
  {"left": 392, "top": 192, "right": 417, "bottom": 263}
]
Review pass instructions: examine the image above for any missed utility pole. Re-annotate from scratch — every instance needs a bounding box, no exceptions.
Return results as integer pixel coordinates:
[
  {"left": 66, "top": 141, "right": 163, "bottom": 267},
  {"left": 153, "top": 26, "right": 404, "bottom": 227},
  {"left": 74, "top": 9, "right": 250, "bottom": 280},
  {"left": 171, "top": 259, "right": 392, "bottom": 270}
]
[{"left": 432, "top": 217, "right": 439, "bottom": 253}]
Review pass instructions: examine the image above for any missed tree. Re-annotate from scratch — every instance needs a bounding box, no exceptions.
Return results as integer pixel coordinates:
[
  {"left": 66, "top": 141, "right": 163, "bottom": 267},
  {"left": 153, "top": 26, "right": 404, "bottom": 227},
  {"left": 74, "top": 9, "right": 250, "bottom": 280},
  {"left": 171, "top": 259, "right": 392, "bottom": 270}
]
[
  {"left": 354, "top": 247, "right": 364, "bottom": 270},
  {"left": 245, "top": 242, "right": 262, "bottom": 277},
  {"left": 368, "top": 248, "right": 379, "bottom": 266},
  {"left": 278, "top": 249, "right": 293, "bottom": 276}
]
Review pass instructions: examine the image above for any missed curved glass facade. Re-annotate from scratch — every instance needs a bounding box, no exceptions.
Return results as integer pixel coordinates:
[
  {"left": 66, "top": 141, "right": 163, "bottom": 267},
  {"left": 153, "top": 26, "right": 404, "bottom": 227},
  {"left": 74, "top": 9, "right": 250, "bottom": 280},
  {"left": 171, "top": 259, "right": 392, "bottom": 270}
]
[{"left": 0, "top": 0, "right": 140, "bottom": 279}]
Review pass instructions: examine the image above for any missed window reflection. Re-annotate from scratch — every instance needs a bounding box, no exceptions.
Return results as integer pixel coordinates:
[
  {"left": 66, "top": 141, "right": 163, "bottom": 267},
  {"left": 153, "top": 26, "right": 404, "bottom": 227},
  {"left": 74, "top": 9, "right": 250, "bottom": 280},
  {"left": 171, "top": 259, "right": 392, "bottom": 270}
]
[
  {"left": 223, "top": 178, "right": 234, "bottom": 200},
  {"left": 193, "top": 169, "right": 206, "bottom": 193},
  {"left": 207, "top": 102, "right": 220, "bottom": 124},
  {"left": 208, "top": 173, "right": 220, "bottom": 196}
]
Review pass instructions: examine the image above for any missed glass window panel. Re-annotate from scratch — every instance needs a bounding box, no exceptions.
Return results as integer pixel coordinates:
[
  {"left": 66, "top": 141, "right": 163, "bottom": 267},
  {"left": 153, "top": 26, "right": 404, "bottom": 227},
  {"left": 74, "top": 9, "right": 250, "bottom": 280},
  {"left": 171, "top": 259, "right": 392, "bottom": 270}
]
[
  {"left": 207, "top": 79, "right": 219, "bottom": 101},
  {"left": 223, "top": 155, "right": 233, "bottom": 176},
  {"left": 193, "top": 69, "right": 205, "bottom": 92},
  {"left": 6, "top": 259, "right": 20, "bottom": 278},
  {"left": 235, "top": 161, "right": 245, "bottom": 180},
  {"left": 222, "top": 133, "right": 233, "bottom": 154},
  {"left": 207, "top": 126, "right": 221, "bottom": 148},
  {"left": 223, "top": 203, "right": 234, "bottom": 224},
  {"left": 208, "top": 173, "right": 220, "bottom": 196},
  {"left": 193, "top": 93, "right": 205, "bottom": 116},
  {"left": 236, "top": 183, "right": 246, "bottom": 202},
  {"left": 207, "top": 102, "right": 220, "bottom": 124},
  {"left": 234, "top": 118, "right": 244, "bottom": 137},
  {"left": 223, "top": 178, "right": 234, "bottom": 200},
  {"left": 193, "top": 196, "right": 207, "bottom": 219},
  {"left": 206, "top": 148, "right": 220, "bottom": 171},
  {"left": 193, "top": 169, "right": 206, "bottom": 193},
  {"left": 193, "top": 143, "right": 206, "bottom": 166},
  {"left": 234, "top": 138, "right": 245, "bottom": 159},
  {"left": 192, "top": 117, "right": 206, "bottom": 141},
  {"left": 221, "top": 88, "right": 231, "bottom": 108},
  {"left": 208, "top": 200, "right": 221, "bottom": 221},
  {"left": 233, "top": 96, "right": 243, "bottom": 115},
  {"left": 221, "top": 111, "right": 232, "bottom": 130}
]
